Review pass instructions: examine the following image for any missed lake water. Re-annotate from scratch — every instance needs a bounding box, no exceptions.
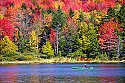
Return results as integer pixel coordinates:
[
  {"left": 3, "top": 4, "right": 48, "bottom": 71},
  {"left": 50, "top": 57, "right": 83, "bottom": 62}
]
[{"left": 0, "top": 63, "right": 125, "bottom": 83}]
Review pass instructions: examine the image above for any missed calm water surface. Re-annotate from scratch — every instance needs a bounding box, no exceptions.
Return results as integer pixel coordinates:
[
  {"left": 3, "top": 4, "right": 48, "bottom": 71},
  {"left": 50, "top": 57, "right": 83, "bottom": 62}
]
[{"left": 0, "top": 63, "right": 125, "bottom": 83}]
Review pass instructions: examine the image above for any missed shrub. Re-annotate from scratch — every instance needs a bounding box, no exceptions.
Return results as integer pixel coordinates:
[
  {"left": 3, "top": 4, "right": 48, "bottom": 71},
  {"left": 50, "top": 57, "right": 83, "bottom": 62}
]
[
  {"left": 0, "top": 56, "right": 3, "bottom": 61},
  {"left": 95, "top": 52, "right": 109, "bottom": 61},
  {"left": 68, "top": 49, "right": 83, "bottom": 58},
  {"left": 39, "top": 54, "right": 48, "bottom": 58},
  {"left": 25, "top": 55, "right": 34, "bottom": 60},
  {"left": 2, "top": 57, "right": 16, "bottom": 61},
  {"left": 87, "top": 58, "right": 92, "bottom": 61},
  {"left": 16, "top": 56, "right": 27, "bottom": 61}
]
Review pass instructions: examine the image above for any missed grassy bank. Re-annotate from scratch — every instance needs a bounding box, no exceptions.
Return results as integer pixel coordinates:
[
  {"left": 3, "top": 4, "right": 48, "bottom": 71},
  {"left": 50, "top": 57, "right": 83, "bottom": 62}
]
[
  {"left": 0, "top": 52, "right": 125, "bottom": 65},
  {"left": 0, "top": 58, "right": 125, "bottom": 65}
]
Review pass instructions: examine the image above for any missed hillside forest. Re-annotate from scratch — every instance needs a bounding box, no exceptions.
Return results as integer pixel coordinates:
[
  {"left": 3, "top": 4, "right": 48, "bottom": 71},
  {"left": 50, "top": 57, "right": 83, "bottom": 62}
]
[{"left": 0, "top": 0, "right": 125, "bottom": 61}]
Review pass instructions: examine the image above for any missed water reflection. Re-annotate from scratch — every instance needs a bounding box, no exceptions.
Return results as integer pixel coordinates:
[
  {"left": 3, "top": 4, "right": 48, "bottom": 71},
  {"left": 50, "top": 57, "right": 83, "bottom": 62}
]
[
  {"left": 0, "top": 65, "right": 18, "bottom": 83},
  {"left": 98, "top": 64, "right": 117, "bottom": 83},
  {"left": 29, "top": 65, "right": 40, "bottom": 83},
  {"left": 0, "top": 64, "right": 125, "bottom": 83}
]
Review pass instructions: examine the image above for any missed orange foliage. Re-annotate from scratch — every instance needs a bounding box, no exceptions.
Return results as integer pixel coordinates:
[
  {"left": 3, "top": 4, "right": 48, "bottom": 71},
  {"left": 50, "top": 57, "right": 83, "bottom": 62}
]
[
  {"left": 98, "top": 22, "right": 120, "bottom": 35},
  {"left": 4, "top": 7, "right": 17, "bottom": 19}
]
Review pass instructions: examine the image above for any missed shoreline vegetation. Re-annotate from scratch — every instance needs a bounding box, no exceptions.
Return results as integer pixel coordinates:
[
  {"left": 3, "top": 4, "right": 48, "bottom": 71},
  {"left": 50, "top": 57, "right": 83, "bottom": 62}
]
[
  {"left": 0, "top": 61, "right": 125, "bottom": 65},
  {"left": 0, "top": 1, "right": 125, "bottom": 66},
  {"left": 0, "top": 52, "right": 125, "bottom": 65},
  {"left": 0, "top": 58, "right": 125, "bottom": 65},
  {"left": 1, "top": 52, "right": 125, "bottom": 65}
]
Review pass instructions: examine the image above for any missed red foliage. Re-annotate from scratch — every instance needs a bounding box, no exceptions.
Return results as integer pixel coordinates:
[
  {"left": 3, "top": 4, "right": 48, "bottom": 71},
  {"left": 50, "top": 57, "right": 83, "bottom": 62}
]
[
  {"left": 98, "top": 22, "right": 121, "bottom": 50},
  {"left": 4, "top": 7, "right": 17, "bottom": 20},
  {"left": 39, "top": 0, "right": 53, "bottom": 10},
  {"left": 98, "top": 22, "right": 121, "bottom": 35},
  {"left": 117, "top": 0, "right": 125, "bottom": 4},
  {"left": 82, "top": 1, "right": 98, "bottom": 12},
  {"left": 3, "top": 1, "right": 12, "bottom": 7},
  {"left": 1, "top": 0, "right": 118, "bottom": 13},
  {"left": 81, "top": 0, "right": 116, "bottom": 12},
  {"left": 48, "top": 28, "right": 57, "bottom": 49},
  {"left": 0, "top": 18, "right": 15, "bottom": 41},
  {"left": 0, "top": 0, "right": 4, "bottom": 6},
  {"left": 49, "top": 28, "right": 56, "bottom": 43}
]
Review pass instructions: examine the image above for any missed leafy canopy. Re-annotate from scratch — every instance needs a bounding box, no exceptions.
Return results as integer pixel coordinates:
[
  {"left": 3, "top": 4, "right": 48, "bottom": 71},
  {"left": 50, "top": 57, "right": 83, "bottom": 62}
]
[{"left": 0, "top": 36, "right": 18, "bottom": 54}]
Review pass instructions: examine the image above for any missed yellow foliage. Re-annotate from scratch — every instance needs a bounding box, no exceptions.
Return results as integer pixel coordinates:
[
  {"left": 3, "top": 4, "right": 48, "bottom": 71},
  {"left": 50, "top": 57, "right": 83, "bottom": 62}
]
[
  {"left": 78, "top": 22, "right": 88, "bottom": 33},
  {"left": 92, "top": 10, "right": 106, "bottom": 24},
  {"left": 72, "top": 10, "right": 80, "bottom": 24},
  {"left": 78, "top": 35, "right": 90, "bottom": 50},
  {"left": 42, "top": 41, "right": 54, "bottom": 57},
  {"left": 83, "top": 12, "right": 91, "bottom": 19},
  {"left": 115, "top": 3, "right": 121, "bottom": 12},
  {"left": 29, "top": 30, "right": 37, "bottom": 47},
  {"left": 0, "top": 36, "right": 18, "bottom": 54},
  {"left": 44, "top": 13, "right": 52, "bottom": 27},
  {"left": 52, "top": 1, "right": 64, "bottom": 10},
  {"left": 0, "top": 13, "right": 3, "bottom": 19}
]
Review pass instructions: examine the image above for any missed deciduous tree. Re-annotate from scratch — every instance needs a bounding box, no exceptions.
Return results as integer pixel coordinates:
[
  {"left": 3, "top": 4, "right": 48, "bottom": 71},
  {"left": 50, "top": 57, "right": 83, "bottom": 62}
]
[
  {"left": 0, "top": 36, "right": 18, "bottom": 54},
  {"left": 42, "top": 41, "right": 54, "bottom": 58},
  {"left": 0, "top": 18, "right": 15, "bottom": 40}
]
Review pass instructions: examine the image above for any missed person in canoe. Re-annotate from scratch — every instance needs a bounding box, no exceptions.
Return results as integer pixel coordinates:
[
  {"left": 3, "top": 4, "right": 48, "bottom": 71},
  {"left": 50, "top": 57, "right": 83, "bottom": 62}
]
[
  {"left": 84, "top": 64, "right": 89, "bottom": 68},
  {"left": 72, "top": 64, "right": 93, "bottom": 70}
]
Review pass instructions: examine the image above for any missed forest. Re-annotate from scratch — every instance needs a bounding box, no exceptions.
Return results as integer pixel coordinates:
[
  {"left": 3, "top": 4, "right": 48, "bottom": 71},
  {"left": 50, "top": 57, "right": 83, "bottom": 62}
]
[{"left": 0, "top": 0, "right": 125, "bottom": 61}]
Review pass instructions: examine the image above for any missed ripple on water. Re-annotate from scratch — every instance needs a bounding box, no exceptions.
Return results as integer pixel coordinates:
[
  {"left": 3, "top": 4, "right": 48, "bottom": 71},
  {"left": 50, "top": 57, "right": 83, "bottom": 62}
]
[{"left": 0, "top": 63, "right": 125, "bottom": 83}]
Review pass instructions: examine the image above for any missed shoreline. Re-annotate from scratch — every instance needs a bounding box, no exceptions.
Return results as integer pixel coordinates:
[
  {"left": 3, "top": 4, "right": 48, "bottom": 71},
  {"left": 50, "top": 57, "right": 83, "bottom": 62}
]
[{"left": 0, "top": 60, "right": 125, "bottom": 65}]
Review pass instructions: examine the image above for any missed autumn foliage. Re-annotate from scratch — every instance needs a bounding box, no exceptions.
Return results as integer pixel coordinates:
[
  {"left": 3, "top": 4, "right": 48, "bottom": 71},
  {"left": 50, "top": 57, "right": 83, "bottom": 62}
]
[
  {"left": 98, "top": 22, "right": 122, "bottom": 51},
  {"left": 0, "top": 18, "right": 15, "bottom": 41},
  {"left": 0, "top": 36, "right": 18, "bottom": 54},
  {"left": 0, "top": 0, "right": 124, "bottom": 60}
]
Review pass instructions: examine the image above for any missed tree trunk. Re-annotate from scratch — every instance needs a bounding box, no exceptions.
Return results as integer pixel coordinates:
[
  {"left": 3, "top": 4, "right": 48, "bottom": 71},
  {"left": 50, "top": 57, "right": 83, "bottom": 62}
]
[
  {"left": 56, "top": 26, "right": 59, "bottom": 55},
  {"left": 117, "top": 36, "right": 120, "bottom": 58}
]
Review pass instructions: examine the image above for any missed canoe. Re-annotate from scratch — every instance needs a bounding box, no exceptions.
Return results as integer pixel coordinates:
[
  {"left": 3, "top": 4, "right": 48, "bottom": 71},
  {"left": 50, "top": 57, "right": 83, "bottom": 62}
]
[{"left": 72, "top": 66, "right": 93, "bottom": 70}]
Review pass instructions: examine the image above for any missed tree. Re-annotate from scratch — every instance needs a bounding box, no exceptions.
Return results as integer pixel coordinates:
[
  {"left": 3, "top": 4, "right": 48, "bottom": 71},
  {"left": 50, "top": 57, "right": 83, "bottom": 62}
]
[
  {"left": 0, "top": 36, "right": 18, "bottom": 54},
  {"left": 15, "top": 2, "right": 36, "bottom": 52},
  {"left": 98, "top": 21, "right": 121, "bottom": 58},
  {"left": 48, "top": 28, "right": 56, "bottom": 53},
  {"left": 107, "top": 4, "right": 125, "bottom": 58},
  {"left": 28, "top": 30, "right": 37, "bottom": 52},
  {"left": 0, "top": 18, "right": 15, "bottom": 41},
  {"left": 42, "top": 41, "right": 54, "bottom": 58},
  {"left": 76, "top": 12, "right": 99, "bottom": 57},
  {"left": 52, "top": 6, "right": 67, "bottom": 55},
  {"left": 77, "top": 34, "right": 90, "bottom": 50},
  {"left": 29, "top": 30, "right": 37, "bottom": 47}
]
